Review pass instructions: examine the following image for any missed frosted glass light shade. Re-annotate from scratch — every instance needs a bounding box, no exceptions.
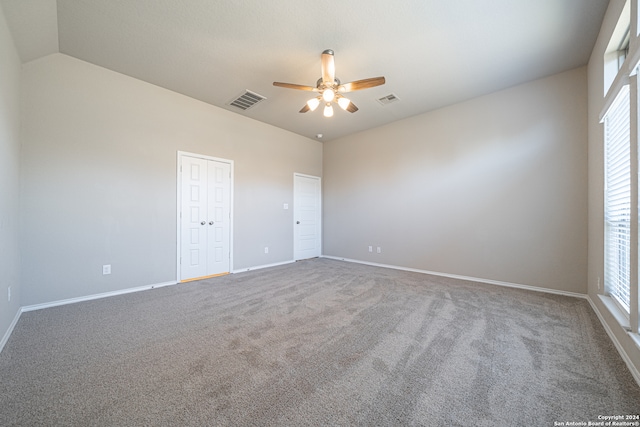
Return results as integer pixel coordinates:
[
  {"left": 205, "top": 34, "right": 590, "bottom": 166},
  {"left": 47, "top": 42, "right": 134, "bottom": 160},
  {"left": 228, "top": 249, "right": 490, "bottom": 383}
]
[
  {"left": 307, "top": 98, "right": 320, "bottom": 111},
  {"left": 338, "top": 97, "right": 351, "bottom": 110},
  {"left": 322, "top": 89, "right": 335, "bottom": 102},
  {"left": 323, "top": 103, "right": 334, "bottom": 117}
]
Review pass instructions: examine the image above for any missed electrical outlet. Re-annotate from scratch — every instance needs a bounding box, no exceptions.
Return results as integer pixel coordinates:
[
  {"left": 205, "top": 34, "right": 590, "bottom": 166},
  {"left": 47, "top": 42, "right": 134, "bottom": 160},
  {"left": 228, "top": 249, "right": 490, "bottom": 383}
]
[
  {"left": 377, "top": 247, "right": 382, "bottom": 254},
  {"left": 7, "top": 287, "right": 10, "bottom": 302},
  {"left": 283, "top": 203, "right": 289, "bottom": 210},
  {"left": 103, "top": 264, "right": 111, "bottom": 275},
  {"left": 264, "top": 247, "right": 269, "bottom": 254},
  {"left": 368, "top": 246, "right": 373, "bottom": 252}
]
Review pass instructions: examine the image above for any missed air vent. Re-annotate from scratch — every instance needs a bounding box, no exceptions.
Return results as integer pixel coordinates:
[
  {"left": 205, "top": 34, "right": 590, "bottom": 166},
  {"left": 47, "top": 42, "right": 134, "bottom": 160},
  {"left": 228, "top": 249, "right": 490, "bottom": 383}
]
[
  {"left": 228, "top": 90, "right": 266, "bottom": 111},
  {"left": 377, "top": 93, "right": 400, "bottom": 105}
]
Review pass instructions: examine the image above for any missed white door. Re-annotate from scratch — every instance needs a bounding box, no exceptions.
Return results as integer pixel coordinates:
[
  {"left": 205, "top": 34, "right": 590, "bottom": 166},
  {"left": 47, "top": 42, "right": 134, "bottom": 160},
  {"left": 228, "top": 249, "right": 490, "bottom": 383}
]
[
  {"left": 180, "top": 155, "right": 231, "bottom": 281},
  {"left": 181, "top": 156, "right": 208, "bottom": 280},
  {"left": 206, "top": 160, "right": 231, "bottom": 275},
  {"left": 294, "top": 174, "right": 321, "bottom": 260}
]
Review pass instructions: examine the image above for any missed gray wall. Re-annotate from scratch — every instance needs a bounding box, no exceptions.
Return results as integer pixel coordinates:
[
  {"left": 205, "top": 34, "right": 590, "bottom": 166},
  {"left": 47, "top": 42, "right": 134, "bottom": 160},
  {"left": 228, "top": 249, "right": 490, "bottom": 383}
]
[
  {"left": 323, "top": 67, "right": 588, "bottom": 294},
  {"left": 0, "top": 5, "right": 22, "bottom": 344},
  {"left": 587, "top": 0, "right": 640, "bottom": 378},
  {"left": 20, "top": 53, "right": 322, "bottom": 306}
]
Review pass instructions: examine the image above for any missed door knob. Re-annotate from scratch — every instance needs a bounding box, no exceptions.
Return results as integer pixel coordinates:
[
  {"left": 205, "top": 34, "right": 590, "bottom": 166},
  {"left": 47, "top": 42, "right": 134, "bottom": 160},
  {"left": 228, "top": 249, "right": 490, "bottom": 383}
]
[
  {"left": 296, "top": 221, "right": 300, "bottom": 224},
  {"left": 201, "top": 221, "right": 206, "bottom": 225},
  {"left": 209, "top": 221, "right": 214, "bottom": 225}
]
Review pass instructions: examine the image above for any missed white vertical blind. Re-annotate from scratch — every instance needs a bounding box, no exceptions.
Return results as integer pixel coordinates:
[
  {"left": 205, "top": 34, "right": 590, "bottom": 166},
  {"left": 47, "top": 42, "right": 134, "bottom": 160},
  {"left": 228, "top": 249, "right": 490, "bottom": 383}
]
[{"left": 605, "top": 84, "right": 631, "bottom": 313}]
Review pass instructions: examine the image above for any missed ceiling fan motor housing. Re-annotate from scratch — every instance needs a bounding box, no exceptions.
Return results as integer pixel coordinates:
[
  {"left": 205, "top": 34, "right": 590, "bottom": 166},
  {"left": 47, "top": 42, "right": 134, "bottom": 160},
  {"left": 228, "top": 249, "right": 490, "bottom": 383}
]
[{"left": 316, "top": 78, "right": 340, "bottom": 89}]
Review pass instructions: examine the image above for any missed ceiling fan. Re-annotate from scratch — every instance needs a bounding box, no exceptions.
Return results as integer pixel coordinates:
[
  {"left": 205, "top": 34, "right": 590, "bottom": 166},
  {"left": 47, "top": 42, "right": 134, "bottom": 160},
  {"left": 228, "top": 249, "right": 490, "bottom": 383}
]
[{"left": 273, "top": 49, "right": 385, "bottom": 117}]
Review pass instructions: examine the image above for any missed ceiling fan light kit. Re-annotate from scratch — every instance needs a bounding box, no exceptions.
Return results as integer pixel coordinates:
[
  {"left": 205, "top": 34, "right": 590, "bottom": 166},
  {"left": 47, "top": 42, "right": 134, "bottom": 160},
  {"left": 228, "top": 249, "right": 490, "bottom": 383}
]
[
  {"left": 273, "top": 49, "right": 385, "bottom": 117},
  {"left": 307, "top": 97, "right": 320, "bottom": 111},
  {"left": 337, "top": 97, "right": 351, "bottom": 110},
  {"left": 323, "top": 103, "right": 334, "bottom": 117}
]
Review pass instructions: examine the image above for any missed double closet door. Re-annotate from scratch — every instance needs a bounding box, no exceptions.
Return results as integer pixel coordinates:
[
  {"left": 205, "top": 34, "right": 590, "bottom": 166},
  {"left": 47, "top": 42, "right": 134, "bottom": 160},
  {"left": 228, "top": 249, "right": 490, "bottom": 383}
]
[{"left": 180, "top": 155, "right": 231, "bottom": 282}]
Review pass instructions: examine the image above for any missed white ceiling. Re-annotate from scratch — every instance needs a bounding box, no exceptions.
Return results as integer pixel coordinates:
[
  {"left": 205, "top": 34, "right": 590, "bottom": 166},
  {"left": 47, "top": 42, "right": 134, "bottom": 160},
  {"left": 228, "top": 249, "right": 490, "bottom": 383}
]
[{"left": 2, "top": 0, "right": 609, "bottom": 141}]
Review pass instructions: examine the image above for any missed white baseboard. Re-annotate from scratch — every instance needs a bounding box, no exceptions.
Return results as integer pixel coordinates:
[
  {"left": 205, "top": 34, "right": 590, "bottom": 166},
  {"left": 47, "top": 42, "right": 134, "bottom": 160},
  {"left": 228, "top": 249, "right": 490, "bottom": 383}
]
[
  {"left": 587, "top": 296, "right": 640, "bottom": 387},
  {"left": 232, "top": 259, "right": 295, "bottom": 274},
  {"left": 1, "top": 280, "right": 177, "bottom": 354},
  {"left": 321, "top": 255, "right": 587, "bottom": 299},
  {"left": 21, "top": 280, "right": 177, "bottom": 313},
  {"left": 0, "top": 307, "right": 22, "bottom": 354}
]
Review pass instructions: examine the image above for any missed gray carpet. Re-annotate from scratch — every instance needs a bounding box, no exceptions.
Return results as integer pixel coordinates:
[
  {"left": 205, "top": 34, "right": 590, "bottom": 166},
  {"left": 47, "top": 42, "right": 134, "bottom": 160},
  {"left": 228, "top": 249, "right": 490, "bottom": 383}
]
[{"left": 1, "top": 258, "right": 638, "bottom": 426}]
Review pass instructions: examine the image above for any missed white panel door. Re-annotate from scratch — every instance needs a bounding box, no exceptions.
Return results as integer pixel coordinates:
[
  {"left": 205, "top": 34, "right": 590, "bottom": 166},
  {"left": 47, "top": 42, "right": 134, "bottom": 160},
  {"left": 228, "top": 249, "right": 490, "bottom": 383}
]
[
  {"left": 294, "top": 174, "right": 321, "bottom": 260},
  {"left": 181, "top": 156, "right": 208, "bottom": 280},
  {"left": 207, "top": 161, "right": 231, "bottom": 275},
  {"left": 180, "top": 155, "right": 231, "bottom": 281}
]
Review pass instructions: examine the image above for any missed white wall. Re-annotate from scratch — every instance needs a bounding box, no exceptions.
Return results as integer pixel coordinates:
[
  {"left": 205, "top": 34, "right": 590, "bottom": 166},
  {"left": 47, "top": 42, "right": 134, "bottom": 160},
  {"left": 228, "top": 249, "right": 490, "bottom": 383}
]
[
  {"left": 323, "top": 67, "right": 588, "bottom": 294},
  {"left": 587, "top": 0, "right": 640, "bottom": 378},
  {"left": 0, "top": 4, "right": 22, "bottom": 345},
  {"left": 20, "top": 53, "right": 322, "bottom": 306}
]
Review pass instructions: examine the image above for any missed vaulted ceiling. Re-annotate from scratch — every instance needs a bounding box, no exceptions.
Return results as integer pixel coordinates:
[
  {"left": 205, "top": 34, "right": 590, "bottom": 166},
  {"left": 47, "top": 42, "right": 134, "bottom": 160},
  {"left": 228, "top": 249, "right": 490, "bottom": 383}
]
[{"left": 2, "top": 0, "right": 610, "bottom": 141}]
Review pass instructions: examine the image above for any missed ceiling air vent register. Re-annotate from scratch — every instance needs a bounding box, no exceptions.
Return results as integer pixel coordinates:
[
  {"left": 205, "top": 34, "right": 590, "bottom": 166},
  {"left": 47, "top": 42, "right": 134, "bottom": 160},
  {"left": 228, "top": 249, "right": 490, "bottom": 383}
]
[
  {"left": 228, "top": 90, "right": 266, "bottom": 111},
  {"left": 377, "top": 93, "right": 400, "bottom": 105}
]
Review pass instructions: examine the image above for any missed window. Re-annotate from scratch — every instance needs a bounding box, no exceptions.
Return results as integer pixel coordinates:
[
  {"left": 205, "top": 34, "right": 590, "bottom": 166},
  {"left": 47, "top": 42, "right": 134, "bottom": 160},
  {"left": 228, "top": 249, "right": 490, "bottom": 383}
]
[
  {"left": 618, "top": 28, "right": 630, "bottom": 69},
  {"left": 603, "top": 1, "right": 631, "bottom": 95},
  {"left": 600, "top": 0, "right": 640, "bottom": 338},
  {"left": 604, "top": 85, "right": 631, "bottom": 314}
]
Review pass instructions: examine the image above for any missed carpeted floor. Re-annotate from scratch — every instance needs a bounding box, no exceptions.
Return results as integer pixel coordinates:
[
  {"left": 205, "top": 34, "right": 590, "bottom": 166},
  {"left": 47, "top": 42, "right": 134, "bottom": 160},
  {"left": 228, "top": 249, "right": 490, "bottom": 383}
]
[{"left": 1, "top": 258, "right": 639, "bottom": 426}]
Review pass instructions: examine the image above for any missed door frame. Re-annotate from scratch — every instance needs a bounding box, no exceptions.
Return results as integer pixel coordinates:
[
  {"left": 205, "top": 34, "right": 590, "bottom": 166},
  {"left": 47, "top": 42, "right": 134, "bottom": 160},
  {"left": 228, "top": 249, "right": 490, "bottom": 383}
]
[
  {"left": 176, "top": 151, "right": 234, "bottom": 282},
  {"left": 293, "top": 173, "right": 322, "bottom": 260}
]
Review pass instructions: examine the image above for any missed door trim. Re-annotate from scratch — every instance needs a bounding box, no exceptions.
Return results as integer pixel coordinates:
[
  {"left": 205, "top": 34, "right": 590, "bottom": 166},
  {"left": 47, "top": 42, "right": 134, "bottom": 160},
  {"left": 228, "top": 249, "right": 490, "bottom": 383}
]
[
  {"left": 176, "top": 151, "right": 234, "bottom": 282},
  {"left": 293, "top": 173, "right": 322, "bottom": 260}
]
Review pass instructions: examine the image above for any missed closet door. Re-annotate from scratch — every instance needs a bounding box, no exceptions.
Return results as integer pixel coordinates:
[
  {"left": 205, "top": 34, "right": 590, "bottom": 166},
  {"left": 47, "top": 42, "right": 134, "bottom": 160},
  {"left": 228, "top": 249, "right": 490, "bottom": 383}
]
[
  {"left": 180, "top": 156, "right": 209, "bottom": 280},
  {"left": 206, "top": 160, "right": 231, "bottom": 276},
  {"left": 180, "top": 155, "right": 231, "bottom": 282}
]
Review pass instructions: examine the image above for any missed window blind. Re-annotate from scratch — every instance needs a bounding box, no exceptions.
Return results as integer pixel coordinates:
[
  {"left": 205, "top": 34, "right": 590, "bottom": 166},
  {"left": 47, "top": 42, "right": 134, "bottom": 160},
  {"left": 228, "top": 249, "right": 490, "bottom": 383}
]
[{"left": 604, "top": 84, "right": 631, "bottom": 313}]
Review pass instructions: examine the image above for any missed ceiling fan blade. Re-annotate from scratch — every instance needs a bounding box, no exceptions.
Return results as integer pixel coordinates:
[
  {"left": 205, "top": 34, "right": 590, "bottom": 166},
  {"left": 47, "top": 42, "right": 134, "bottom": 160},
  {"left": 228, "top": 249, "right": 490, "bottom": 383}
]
[
  {"left": 299, "top": 104, "right": 311, "bottom": 113},
  {"left": 346, "top": 102, "right": 359, "bottom": 113},
  {"left": 338, "top": 77, "right": 386, "bottom": 92},
  {"left": 321, "top": 49, "right": 335, "bottom": 84},
  {"left": 273, "top": 82, "right": 318, "bottom": 91}
]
